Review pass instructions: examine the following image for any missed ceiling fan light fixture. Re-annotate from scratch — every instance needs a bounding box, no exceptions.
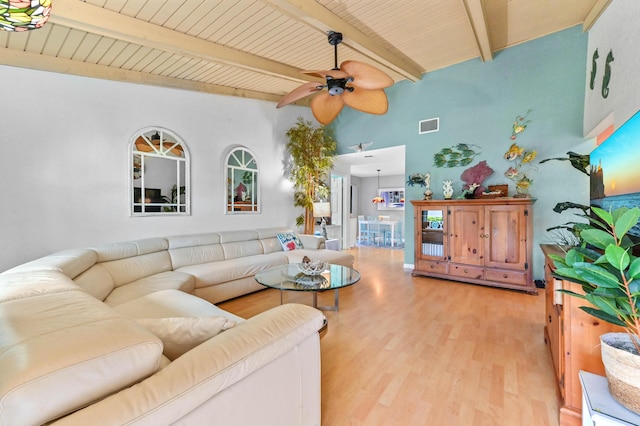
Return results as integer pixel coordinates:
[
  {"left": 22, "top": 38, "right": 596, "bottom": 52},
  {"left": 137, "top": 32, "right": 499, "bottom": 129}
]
[
  {"left": 276, "top": 30, "right": 393, "bottom": 124},
  {"left": 327, "top": 78, "right": 346, "bottom": 96},
  {"left": 372, "top": 169, "right": 384, "bottom": 203}
]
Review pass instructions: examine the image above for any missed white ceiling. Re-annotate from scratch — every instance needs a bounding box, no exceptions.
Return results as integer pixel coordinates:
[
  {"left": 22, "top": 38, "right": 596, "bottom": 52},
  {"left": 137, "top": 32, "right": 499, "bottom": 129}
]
[
  {"left": 335, "top": 145, "right": 405, "bottom": 178},
  {"left": 1, "top": 0, "right": 610, "bottom": 107}
]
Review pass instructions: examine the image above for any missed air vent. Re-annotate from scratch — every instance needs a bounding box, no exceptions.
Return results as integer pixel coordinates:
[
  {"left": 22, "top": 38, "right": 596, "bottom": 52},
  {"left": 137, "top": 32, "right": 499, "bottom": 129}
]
[{"left": 419, "top": 117, "right": 439, "bottom": 134}]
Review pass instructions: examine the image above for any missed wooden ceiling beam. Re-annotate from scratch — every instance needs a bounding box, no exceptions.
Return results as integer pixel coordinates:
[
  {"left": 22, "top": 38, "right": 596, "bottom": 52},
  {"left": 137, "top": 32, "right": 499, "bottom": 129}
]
[
  {"left": 463, "top": 0, "right": 493, "bottom": 62},
  {"left": 0, "top": 48, "right": 296, "bottom": 104},
  {"left": 48, "top": 0, "right": 310, "bottom": 84},
  {"left": 260, "top": 0, "right": 424, "bottom": 82},
  {"left": 583, "top": 0, "right": 612, "bottom": 31}
]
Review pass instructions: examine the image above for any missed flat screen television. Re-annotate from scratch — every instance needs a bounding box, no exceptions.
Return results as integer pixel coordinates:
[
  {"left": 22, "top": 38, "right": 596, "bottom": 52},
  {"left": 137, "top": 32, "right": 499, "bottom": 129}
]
[
  {"left": 590, "top": 109, "right": 640, "bottom": 240},
  {"left": 133, "top": 187, "right": 163, "bottom": 212}
]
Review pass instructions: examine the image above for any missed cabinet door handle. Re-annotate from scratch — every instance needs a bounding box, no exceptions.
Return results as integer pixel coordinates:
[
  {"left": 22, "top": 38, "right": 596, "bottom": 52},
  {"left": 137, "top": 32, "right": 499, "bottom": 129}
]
[
  {"left": 463, "top": 269, "right": 469, "bottom": 273},
  {"left": 503, "top": 274, "right": 508, "bottom": 278}
]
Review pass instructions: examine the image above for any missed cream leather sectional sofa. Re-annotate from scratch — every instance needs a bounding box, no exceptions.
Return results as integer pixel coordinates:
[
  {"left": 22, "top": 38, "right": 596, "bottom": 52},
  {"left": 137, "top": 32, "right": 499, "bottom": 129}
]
[{"left": 0, "top": 227, "right": 354, "bottom": 425}]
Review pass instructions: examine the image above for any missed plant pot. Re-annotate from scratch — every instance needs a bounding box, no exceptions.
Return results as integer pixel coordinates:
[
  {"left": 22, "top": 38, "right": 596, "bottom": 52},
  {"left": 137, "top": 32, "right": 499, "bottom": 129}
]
[{"left": 600, "top": 332, "right": 640, "bottom": 415}]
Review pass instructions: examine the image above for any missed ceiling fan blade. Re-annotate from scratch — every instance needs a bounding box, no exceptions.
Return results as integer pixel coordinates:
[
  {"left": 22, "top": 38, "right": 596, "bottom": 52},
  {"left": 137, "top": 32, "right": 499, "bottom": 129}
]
[
  {"left": 277, "top": 82, "right": 323, "bottom": 108},
  {"left": 135, "top": 137, "right": 184, "bottom": 156},
  {"left": 342, "top": 88, "right": 389, "bottom": 115},
  {"left": 340, "top": 60, "right": 394, "bottom": 89},
  {"left": 310, "top": 91, "right": 345, "bottom": 125},
  {"left": 301, "top": 69, "right": 349, "bottom": 79}
]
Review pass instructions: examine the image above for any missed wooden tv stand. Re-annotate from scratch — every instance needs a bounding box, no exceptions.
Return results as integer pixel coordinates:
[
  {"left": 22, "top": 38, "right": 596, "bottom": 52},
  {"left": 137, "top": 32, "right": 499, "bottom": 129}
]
[
  {"left": 541, "top": 244, "right": 624, "bottom": 426},
  {"left": 411, "top": 198, "right": 536, "bottom": 294}
]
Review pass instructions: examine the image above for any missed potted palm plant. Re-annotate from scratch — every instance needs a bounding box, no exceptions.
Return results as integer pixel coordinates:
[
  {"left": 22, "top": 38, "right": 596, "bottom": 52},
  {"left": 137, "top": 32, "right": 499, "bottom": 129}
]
[
  {"left": 549, "top": 206, "right": 640, "bottom": 414},
  {"left": 285, "top": 117, "right": 337, "bottom": 234}
]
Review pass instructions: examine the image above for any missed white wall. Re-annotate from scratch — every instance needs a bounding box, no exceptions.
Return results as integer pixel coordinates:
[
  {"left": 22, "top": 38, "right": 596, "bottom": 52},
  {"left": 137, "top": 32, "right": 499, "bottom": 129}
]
[
  {"left": 584, "top": 0, "right": 640, "bottom": 133},
  {"left": 0, "top": 65, "right": 315, "bottom": 272}
]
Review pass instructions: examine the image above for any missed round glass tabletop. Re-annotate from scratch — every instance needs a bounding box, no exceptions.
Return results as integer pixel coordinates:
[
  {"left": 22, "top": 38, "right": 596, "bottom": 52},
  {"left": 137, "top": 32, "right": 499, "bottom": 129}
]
[{"left": 254, "top": 263, "right": 361, "bottom": 292}]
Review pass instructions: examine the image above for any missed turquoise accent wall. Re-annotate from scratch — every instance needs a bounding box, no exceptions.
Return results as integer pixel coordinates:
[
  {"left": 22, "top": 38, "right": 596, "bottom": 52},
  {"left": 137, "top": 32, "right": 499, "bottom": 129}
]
[{"left": 332, "top": 26, "right": 591, "bottom": 279}]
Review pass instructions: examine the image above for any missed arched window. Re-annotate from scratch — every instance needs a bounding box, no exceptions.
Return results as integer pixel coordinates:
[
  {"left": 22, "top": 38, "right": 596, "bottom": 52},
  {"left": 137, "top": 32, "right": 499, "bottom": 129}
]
[
  {"left": 226, "top": 147, "right": 259, "bottom": 213},
  {"left": 131, "top": 128, "right": 189, "bottom": 215}
]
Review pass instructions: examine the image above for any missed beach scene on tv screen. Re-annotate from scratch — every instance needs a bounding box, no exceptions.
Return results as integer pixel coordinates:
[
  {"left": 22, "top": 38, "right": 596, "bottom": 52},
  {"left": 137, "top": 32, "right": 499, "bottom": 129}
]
[{"left": 590, "top": 110, "right": 640, "bottom": 237}]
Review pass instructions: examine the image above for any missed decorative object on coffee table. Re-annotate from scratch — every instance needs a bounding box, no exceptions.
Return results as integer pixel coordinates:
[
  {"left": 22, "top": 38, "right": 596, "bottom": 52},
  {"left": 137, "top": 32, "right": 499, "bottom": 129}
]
[{"left": 298, "top": 258, "right": 327, "bottom": 276}]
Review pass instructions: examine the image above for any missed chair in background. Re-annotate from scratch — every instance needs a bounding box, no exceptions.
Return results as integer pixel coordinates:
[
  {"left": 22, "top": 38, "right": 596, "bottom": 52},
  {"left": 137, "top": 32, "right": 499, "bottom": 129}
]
[
  {"left": 367, "top": 220, "right": 381, "bottom": 246},
  {"left": 394, "top": 220, "right": 403, "bottom": 246},
  {"left": 377, "top": 216, "right": 391, "bottom": 245},
  {"left": 358, "top": 215, "right": 369, "bottom": 245}
]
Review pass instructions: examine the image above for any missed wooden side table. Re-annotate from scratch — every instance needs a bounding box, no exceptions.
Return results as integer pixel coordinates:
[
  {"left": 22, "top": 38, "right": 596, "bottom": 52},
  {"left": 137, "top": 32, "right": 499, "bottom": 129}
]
[{"left": 580, "top": 371, "right": 640, "bottom": 425}]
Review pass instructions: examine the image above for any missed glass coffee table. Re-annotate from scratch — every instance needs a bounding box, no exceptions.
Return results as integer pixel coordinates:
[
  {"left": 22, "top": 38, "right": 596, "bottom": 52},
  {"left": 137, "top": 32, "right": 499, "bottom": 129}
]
[{"left": 254, "top": 263, "right": 360, "bottom": 311}]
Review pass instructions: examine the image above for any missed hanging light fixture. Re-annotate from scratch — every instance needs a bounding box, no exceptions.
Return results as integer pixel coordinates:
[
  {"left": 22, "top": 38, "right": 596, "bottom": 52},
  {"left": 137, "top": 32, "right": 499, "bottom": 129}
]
[
  {"left": 0, "top": 1, "right": 52, "bottom": 32},
  {"left": 372, "top": 169, "right": 384, "bottom": 203}
]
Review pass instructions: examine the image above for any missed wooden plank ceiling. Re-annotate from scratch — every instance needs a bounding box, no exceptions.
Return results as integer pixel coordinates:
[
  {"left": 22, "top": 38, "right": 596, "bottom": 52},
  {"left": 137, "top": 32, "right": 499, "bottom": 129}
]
[{"left": 0, "top": 0, "right": 610, "bottom": 105}]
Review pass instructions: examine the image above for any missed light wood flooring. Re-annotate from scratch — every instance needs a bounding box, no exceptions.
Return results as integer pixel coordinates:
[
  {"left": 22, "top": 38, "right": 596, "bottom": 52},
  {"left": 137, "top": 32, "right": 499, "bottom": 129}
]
[{"left": 218, "top": 246, "right": 559, "bottom": 425}]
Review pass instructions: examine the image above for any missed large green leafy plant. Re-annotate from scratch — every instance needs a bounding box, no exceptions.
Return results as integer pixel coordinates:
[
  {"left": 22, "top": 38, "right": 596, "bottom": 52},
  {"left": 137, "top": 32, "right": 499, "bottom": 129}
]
[
  {"left": 285, "top": 118, "right": 337, "bottom": 234},
  {"left": 550, "top": 206, "right": 640, "bottom": 354}
]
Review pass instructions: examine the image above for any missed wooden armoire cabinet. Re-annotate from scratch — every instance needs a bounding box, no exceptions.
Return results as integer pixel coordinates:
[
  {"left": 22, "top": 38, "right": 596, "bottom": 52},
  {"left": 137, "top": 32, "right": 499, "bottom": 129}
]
[
  {"left": 541, "top": 244, "right": 624, "bottom": 426},
  {"left": 411, "top": 198, "right": 536, "bottom": 293}
]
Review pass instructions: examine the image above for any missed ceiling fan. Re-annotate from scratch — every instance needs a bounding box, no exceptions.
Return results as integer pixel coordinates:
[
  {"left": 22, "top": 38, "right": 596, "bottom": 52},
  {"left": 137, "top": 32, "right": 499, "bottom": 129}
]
[
  {"left": 135, "top": 133, "right": 184, "bottom": 157},
  {"left": 348, "top": 142, "right": 373, "bottom": 152},
  {"left": 276, "top": 31, "right": 394, "bottom": 125}
]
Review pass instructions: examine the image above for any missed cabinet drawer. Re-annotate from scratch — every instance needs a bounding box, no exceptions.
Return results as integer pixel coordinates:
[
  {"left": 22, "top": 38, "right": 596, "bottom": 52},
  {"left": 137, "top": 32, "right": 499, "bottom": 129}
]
[
  {"left": 485, "top": 269, "right": 527, "bottom": 286},
  {"left": 449, "top": 264, "right": 484, "bottom": 280},
  {"left": 416, "top": 259, "right": 448, "bottom": 274}
]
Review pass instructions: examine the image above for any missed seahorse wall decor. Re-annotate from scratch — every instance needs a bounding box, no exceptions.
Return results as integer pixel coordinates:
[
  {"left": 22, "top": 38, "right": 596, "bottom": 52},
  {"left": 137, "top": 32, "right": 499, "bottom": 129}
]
[
  {"left": 590, "top": 49, "right": 599, "bottom": 90},
  {"left": 602, "top": 49, "right": 614, "bottom": 98}
]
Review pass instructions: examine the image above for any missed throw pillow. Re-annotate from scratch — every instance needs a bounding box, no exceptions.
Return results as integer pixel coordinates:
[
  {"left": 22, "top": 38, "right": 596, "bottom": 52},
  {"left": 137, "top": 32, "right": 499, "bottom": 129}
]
[
  {"left": 276, "top": 232, "right": 304, "bottom": 251},
  {"left": 135, "top": 316, "right": 236, "bottom": 360}
]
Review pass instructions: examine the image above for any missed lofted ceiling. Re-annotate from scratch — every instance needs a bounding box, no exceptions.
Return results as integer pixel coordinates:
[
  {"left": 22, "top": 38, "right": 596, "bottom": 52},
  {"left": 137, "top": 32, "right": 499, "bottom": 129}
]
[{"left": 1, "top": 0, "right": 610, "bottom": 109}]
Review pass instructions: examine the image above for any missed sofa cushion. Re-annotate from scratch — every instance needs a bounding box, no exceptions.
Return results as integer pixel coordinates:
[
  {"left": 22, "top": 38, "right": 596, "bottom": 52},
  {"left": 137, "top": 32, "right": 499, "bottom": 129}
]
[
  {"left": 282, "top": 248, "right": 354, "bottom": 268},
  {"left": 135, "top": 316, "right": 236, "bottom": 360},
  {"left": 0, "top": 289, "right": 163, "bottom": 426},
  {"left": 261, "top": 236, "right": 284, "bottom": 254},
  {"left": 175, "top": 252, "right": 287, "bottom": 288},
  {"left": 0, "top": 270, "right": 82, "bottom": 301},
  {"left": 91, "top": 238, "right": 169, "bottom": 262},
  {"left": 296, "top": 234, "right": 325, "bottom": 250},
  {"left": 3, "top": 248, "right": 98, "bottom": 279},
  {"left": 166, "top": 232, "right": 221, "bottom": 249},
  {"left": 256, "top": 227, "right": 292, "bottom": 253},
  {"left": 112, "top": 289, "right": 245, "bottom": 323},
  {"left": 72, "top": 263, "right": 115, "bottom": 301},
  {"left": 168, "top": 242, "right": 225, "bottom": 269},
  {"left": 276, "top": 232, "right": 304, "bottom": 251},
  {"left": 221, "top": 239, "right": 264, "bottom": 260},
  {"left": 216, "top": 229, "right": 259, "bottom": 244},
  {"left": 103, "top": 271, "right": 196, "bottom": 306},
  {"left": 99, "top": 250, "right": 173, "bottom": 287}
]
